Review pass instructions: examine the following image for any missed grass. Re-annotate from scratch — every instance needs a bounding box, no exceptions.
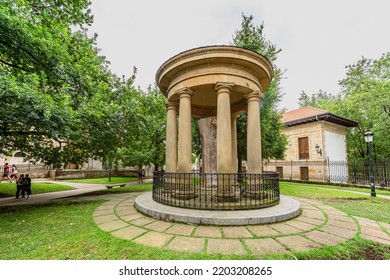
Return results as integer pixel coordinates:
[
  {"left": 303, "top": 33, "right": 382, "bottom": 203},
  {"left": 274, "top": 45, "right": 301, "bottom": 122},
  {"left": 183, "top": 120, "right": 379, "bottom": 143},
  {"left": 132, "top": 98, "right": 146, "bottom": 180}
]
[
  {"left": 0, "top": 200, "right": 248, "bottom": 260},
  {"left": 61, "top": 176, "right": 138, "bottom": 184},
  {"left": 280, "top": 181, "right": 390, "bottom": 224},
  {"left": 1, "top": 180, "right": 390, "bottom": 259},
  {"left": 0, "top": 182, "right": 73, "bottom": 198},
  {"left": 281, "top": 181, "right": 390, "bottom": 196}
]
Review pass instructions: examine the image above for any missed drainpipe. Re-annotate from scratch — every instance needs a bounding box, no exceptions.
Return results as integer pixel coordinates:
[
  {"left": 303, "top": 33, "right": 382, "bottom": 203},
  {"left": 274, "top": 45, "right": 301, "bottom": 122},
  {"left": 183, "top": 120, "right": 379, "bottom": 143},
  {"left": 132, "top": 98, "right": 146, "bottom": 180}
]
[{"left": 316, "top": 115, "right": 325, "bottom": 181}]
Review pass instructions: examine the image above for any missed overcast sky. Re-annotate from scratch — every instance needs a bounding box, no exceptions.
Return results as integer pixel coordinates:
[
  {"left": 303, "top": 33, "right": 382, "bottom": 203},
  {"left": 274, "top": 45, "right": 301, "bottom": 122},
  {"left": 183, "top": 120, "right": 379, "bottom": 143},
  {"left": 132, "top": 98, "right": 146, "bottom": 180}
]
[{"left": 89, "top": 0, "right": 390, "bottom": 111}]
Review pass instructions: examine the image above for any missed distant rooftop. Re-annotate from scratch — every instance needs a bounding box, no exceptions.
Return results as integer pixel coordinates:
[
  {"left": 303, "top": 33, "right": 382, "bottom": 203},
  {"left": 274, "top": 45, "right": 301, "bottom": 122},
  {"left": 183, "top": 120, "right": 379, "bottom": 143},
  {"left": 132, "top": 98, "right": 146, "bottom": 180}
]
[{"left": 282, "top": 106, "right": 358, "bottom": 127}]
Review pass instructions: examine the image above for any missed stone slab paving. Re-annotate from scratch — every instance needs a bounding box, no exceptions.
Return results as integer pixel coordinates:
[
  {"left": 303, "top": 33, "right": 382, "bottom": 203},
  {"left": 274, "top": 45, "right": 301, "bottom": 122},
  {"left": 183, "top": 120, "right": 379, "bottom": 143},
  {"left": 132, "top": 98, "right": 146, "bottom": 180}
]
[
  {"left": 166, "top": 236, "right": 205, "bottom": 253},
  {"left": 320, "top": 225, "right": 356, "bottom": 239},
  {"left": 207, "top": 239, "right": 247, "bottom": 255},
  {"left": 93, "top": 193, "right": 390, "bottom": 257},
  {"left": 294, "top": 216, "right": 325, "bottom": 226},
  {"left": 133, "top": 231, "right": 173, "bottom": 248},
  {"left": 111, "top": 225, "right": 147, "bottom": 240},
  {"left": 165, "top": 224, "right": 195, "bottom": 235},
  {"left": 96, "top": 219, "right": 129, "bottom": 232},
  {"left": 245, "top": 238, "right": 289, "bottom": 257},
  {"left": 193, "top": 226, "right": 222, "bottom": 238},
  {"left": 380, "top": 222, "right": 390, "bottom": 231},
  {"left": 269, "top": 223, "right": 304, "bottom": 234},
  {"left": 327, "top": 218, "right": 358, "bottom": 230},
  {"left": 276, "top": 235, "right": 321, "bottom": 252},
  {"left": 304, "top": 230, "right": 347, "bottom": 246},
  {"left": 247, "top": 225, "right": 281, "bottom": 237},
  {"left": 221, "top": 226, "right": 253, "bottom": 238},
  {"left": 93, "top": 213, "right": 120, "bottom": 224},
  {"left": 143, "top": 220, "right": 174, "bottom": 232}
]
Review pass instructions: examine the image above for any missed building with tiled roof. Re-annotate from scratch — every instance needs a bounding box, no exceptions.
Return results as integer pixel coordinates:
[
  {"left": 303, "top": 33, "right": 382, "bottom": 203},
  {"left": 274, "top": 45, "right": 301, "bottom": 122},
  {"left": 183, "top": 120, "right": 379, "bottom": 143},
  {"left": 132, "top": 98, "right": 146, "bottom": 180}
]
[{"left": 264, "top": 107, "right": 358, "bottom": 183}]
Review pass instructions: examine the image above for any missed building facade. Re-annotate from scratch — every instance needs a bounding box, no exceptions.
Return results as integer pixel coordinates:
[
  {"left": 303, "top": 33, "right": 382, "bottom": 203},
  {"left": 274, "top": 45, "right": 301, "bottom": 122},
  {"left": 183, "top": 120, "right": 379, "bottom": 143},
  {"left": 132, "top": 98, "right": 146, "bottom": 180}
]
[{"left": 263, "top": 107, "right": 358, "bottom": 183}]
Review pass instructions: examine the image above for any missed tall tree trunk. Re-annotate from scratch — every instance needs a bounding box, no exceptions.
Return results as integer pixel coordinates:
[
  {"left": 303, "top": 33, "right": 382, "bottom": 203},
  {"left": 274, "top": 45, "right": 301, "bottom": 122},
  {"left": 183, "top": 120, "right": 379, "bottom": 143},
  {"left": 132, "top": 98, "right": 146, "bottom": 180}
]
[
  {"left": 197, "top": 117, "right": 217, "bottom": 174},
  {"left": 237, "top": 144, "right": 243, "bottom": 173}
]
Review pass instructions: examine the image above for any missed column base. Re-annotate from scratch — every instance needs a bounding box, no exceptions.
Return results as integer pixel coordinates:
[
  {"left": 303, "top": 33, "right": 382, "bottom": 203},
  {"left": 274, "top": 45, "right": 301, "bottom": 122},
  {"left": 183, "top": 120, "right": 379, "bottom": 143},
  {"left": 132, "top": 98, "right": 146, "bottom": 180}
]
[
  {"left": 241, "top": 185, "right": 269, "bottom": 199},
  {"left": 171, "top": 187, "right": 198, "bottom": 200},
  {"left": 216, "top": 192, "right": 240, "bottom": 202}
]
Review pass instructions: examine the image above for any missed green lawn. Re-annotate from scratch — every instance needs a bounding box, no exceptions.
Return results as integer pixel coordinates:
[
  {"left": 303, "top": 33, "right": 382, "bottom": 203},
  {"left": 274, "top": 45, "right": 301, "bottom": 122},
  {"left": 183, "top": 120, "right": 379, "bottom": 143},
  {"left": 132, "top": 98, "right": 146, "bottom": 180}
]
[
  {"left": 0, "top": 182, "right": 73, "bottom": 198},
  {"left": 281, "top": 181, "right": 390, "bottom": 224},
  {"left": 0, "top": 200, "right": 245, "bottom": 260},
  {"left": 281, "top": 181, "right": 390, "bottom": 196},
  {"left": 1, "top": 181, "right": 390, "bottom": 259},
  {"left": 61, "top": 176, "right": 138, "bottom": 184}
]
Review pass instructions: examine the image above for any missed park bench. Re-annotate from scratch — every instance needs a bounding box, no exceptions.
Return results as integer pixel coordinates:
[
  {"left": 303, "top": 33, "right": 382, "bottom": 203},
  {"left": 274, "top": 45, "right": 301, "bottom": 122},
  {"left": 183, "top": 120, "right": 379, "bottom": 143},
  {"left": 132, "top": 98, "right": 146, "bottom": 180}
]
[{"left": 105, "top": 183, "right": 126, "bottom": 189}]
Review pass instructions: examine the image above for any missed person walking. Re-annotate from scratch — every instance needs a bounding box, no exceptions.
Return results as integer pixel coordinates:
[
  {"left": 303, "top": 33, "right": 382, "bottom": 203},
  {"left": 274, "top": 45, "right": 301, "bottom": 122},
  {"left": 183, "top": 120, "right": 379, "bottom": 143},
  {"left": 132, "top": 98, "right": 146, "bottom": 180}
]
[
  {"left": 0, "top": 163, "right": 12, "bottom": 183},
  {"left": 10, "top": 164, "right": 18, "bottom": 181}
]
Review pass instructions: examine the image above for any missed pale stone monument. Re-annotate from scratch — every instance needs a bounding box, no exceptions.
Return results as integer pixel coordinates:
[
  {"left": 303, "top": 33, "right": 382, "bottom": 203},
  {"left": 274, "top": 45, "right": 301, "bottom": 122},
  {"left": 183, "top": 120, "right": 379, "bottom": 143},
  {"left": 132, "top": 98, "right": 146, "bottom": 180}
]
[{"left": 154, "top": 45, "right": 278, "bottom": 209}]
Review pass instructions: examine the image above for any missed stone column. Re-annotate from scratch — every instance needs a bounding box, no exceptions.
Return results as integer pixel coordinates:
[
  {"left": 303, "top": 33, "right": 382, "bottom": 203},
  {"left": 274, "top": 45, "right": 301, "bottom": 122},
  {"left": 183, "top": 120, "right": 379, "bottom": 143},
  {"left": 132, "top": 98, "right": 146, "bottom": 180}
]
[
  {"left": 165, "top": 102, "right": 177, "bottom": 172},
  {"left": 177, "top": 87, "right": 194, "bottom": 173},
  {"left": 215, "top": 82, "right": 234, "bottom": 174},
  {"left": 231, "top": 114, "right": 238, "bottom": 173},
  {"left": 215, "top": 82, "right": 237, "bottom": 202},
  {"left": 246, "top": 91, "right": 262, "bottom": 173}
]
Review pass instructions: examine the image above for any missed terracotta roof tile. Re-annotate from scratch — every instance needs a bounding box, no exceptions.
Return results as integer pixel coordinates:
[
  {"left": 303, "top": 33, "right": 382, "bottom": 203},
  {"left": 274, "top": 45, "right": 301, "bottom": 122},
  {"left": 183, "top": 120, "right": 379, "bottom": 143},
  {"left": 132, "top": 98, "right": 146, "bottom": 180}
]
[
  {"left": 282, "top": 107, "right": 329, "bottom": 123},
  {"left": 281, "top": 106, "right": 358, "bottom": 127}
]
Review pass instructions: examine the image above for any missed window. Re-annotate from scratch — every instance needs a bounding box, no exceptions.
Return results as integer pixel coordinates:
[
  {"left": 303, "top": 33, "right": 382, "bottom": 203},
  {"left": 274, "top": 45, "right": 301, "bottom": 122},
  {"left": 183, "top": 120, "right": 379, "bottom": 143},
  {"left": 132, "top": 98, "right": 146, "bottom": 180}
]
[
  {"left": 300, "top": 167, "right": 309, "bottom": 181},
  {"left": 276, "top": 167, "right": 283, "bottom": 178},
  {"left": 14, "top": 152, "right": 26, "bottom": 158},
  {"left": 298, "top": 137, "right": 309, "bottom": 159}
]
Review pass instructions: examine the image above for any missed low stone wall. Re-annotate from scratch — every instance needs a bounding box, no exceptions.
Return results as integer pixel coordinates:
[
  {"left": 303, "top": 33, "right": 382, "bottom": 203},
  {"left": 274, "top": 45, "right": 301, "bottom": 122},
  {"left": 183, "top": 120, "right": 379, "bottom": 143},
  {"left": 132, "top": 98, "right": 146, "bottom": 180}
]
[{"left": 51, "top": 169, "right": 138, "bottom": 180}]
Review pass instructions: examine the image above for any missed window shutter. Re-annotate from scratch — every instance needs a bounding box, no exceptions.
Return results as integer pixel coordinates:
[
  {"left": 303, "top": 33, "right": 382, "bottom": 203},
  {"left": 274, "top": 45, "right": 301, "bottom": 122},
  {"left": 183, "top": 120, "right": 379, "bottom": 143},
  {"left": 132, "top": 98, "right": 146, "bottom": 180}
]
[{"left": 298, "top": 137, "right": 309, "bottom": 159}]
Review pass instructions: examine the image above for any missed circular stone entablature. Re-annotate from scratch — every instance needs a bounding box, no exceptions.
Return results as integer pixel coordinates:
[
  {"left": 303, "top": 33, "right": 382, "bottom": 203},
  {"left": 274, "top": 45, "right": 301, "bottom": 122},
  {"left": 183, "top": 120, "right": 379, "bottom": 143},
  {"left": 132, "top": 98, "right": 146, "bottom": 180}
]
[{"left": 156, "top": 45, "right": 273, "bottom": 118}]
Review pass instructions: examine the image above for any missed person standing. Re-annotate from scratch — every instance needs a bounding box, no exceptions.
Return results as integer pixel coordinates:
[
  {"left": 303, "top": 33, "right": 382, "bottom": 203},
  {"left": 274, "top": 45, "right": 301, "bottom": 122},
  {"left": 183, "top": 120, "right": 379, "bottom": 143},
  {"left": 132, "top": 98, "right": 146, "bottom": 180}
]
[
  {"left": 0, "top": 163, "right": 12, "bottom": 183},
  {"left": 15, "top": 174, "right": 25, "bottom": 199},
  {"left": 141, "top": 169, "right": 146, "bottom": 182},
  {"left": 21, "top": 174, "right": 31, "bottom": 198},
  {"left": 137, "top": 168, "right": 142, "bottom": 183}
]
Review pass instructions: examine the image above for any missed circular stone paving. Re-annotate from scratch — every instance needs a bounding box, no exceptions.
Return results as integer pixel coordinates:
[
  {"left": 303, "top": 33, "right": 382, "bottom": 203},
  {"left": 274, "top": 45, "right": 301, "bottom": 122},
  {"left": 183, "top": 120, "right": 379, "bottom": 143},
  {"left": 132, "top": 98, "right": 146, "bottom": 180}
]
[
  {"left": 134, "top": 192, "right": 301, "bottom": 225},
  {"left": 93, "top": 193, "right": 390, "bottom": 257}
]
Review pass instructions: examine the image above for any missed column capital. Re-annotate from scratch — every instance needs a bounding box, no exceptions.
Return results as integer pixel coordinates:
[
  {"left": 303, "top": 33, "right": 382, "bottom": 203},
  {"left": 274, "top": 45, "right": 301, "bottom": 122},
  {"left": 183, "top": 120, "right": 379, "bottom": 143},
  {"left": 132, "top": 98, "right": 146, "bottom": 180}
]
[
  {"left": 166, "top": 101, "right": 177, "bottom": 111},
  {"left": 231, "top": 112, "right": 240, "bottom": 120},
  {"left": 215, "top": 82, "right": 235, "bottom": 94},
  {"left": 175, "top": 87, "right": 195, "bottom": 99},
  {"left": 245, "top": 90, "right": 262, "bottom": 103}
]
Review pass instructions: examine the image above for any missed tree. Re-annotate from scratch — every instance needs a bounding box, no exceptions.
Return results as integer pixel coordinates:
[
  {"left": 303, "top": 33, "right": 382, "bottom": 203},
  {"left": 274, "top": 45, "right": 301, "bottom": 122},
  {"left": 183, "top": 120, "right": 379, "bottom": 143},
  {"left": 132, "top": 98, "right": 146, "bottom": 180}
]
[
  {"left": 300, "top": 53, "right": 390, "bottom": 159},
  {"left": 232, "top": 14, "right": 287, "bottom": 167},
  {"left": 118, "top": 85, "right": 167, "bottom": 171},
  {"left": 0, "top": 0, "right": 116, "bottom": 165},
  {"left": 298, "top": 89, "right": 338, "bottom": 108},
  {"left": 194, "top": 14, "right": 287, "bottom": 173}
]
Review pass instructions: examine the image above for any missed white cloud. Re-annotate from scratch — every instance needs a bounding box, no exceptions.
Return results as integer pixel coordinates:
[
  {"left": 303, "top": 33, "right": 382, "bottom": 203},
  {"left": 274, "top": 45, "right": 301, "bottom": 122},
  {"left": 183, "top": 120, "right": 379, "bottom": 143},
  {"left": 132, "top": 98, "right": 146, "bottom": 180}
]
[{"left": 89, "top": 0, "right": 390, "bottom": 110}]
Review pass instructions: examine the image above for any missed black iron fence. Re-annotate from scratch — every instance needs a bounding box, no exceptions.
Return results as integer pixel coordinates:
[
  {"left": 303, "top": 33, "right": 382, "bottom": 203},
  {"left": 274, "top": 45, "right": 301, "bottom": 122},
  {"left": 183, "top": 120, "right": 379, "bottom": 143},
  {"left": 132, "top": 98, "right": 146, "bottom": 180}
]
[
  {"left": 263, "top": 159, "right": 390, "bottom": 188},
  {"left": 153, "top": 171, "right": 280, "bottom": 210}
]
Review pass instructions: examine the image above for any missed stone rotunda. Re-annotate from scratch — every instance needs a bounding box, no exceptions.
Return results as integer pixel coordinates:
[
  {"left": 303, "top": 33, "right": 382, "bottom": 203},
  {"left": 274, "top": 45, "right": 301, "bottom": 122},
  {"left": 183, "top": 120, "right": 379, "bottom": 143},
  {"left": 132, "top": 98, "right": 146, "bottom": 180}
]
[{"left": 135, "top": 46, "right": 301, "bottom": 224}]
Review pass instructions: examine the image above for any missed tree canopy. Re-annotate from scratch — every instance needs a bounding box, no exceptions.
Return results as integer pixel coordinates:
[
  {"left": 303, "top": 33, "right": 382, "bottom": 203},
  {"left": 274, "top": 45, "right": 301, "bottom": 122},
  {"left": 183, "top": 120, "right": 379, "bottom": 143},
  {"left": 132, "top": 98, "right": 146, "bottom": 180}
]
[
  {"left": 232, "top": 14, "right": 287, "bottom": 164},
  {"left": 0, "top": 0, "right": 127, "bottom": 166},
  {"left": 299, "top": 53, "right": 390, "bottom": 160}
]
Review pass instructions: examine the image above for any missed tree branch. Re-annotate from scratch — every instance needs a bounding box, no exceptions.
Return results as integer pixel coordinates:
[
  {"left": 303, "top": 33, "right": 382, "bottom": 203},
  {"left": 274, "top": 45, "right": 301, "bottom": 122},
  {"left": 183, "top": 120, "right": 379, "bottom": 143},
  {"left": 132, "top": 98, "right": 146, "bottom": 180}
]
[{"left": 0, "top": 58, "right": 31, "bottom": 72}]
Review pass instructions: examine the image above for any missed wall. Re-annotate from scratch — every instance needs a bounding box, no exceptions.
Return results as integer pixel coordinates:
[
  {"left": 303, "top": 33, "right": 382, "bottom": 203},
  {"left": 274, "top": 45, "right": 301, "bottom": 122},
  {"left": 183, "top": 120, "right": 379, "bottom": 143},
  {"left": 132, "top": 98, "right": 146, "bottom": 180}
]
[
  {"left": 323, "top": 122, "right": 348, "bottom": 182},
  {"left": 283, "top": 122, "right": 324, "bottom": 162},
  {"left": 273, "top": 120, "right": 348, "bottom": 182}
]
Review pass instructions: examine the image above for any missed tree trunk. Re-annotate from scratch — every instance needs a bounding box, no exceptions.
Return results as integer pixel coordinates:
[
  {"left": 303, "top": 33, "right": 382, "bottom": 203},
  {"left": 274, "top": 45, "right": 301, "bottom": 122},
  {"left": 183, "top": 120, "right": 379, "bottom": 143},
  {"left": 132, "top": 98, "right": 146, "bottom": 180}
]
[{"left": 197, "top": 117, "right": 217, "bottom": 174}]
